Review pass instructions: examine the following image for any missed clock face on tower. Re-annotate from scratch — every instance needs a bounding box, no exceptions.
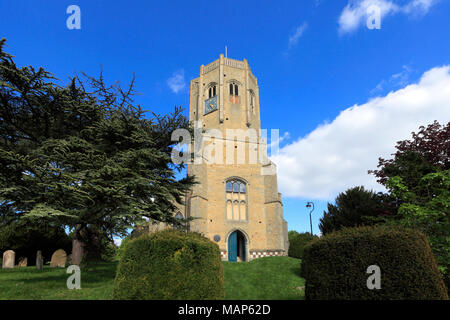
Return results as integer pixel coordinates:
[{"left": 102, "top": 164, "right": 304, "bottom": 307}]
[{"left": 204, "top": 95, "right": 218, "bottom": 115}]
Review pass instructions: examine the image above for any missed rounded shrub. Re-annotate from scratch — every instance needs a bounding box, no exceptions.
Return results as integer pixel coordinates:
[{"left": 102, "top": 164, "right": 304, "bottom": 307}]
[
  {"left": 300, "top": 226, "right": 448, "bottom": 300},
  {"left": 113, "top": 229, "right": 224, "bottom": 300},
  {"left": 288, "top": 232, "right": 318, "bottom": 259},
  {"left": 443, "top": 272, "right": 450, "bottom": 296}
]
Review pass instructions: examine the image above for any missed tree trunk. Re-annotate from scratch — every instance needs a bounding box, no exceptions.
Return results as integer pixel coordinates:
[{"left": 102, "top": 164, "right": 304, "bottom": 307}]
[
  {"left": 84, "top": 228, "right": 102, "bottom": 262},
  {"left": 71, "top": 224, "right": 84, "bottom": 265}
]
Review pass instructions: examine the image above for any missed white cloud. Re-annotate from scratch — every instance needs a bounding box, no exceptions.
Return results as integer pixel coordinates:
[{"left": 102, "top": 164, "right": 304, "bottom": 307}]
[
  {"left": 167, "top": 69, "right": 186, "bottom": 94},
  {"left": 288, "top": 23, "right": 308, "bottom": 48},
  {"left": 370, "top": 65, "right": 413, "bottom": 95},
  {"left": 403, "top": 0, "right": 436, "bottom": 14},
  {"left": 338, "top": 0, "right": 438, "bottom": 34},
  {"left": 271, "top": 65, "right": 450, "bottom": 200},
  {"left": 269, "top": 131, "right": 290, "bottom": 149}
]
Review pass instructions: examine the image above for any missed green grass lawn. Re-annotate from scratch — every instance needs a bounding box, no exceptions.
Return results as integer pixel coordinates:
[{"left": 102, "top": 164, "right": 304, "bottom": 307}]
[
  {"left": 0, "top": 256, "right": 304, "bottom": 300},
  {"left": 223, "top": 256, "right": 304, "bottom": 300},
  {"left": 0, "top": 262, "right": 117, "bottom": 300}
]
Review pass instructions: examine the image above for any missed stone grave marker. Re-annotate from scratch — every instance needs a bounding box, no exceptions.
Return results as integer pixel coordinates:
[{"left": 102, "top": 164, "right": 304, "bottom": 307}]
[
  {"left": 17, "top": 257, "right": 28, "bottom": 267},
  {"left": 50, "top": 249, "right": 67, "bottom": 268},
  {"left": 2, "top": 250, "right": 15, "bottom": 269},
  {"left": 36, "top": 250, "right": 43, "bottom": 270}
]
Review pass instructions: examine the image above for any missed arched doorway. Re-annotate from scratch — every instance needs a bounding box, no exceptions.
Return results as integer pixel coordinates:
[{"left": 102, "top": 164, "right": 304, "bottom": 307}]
[{"left": 227, "top": 230, "right": 246, "bottom": 262}]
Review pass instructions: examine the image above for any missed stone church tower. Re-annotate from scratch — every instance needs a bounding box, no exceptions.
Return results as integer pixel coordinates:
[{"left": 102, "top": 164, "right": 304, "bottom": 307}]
[{"left": 182, "top": 55, "right": 289, "bottom": 261}]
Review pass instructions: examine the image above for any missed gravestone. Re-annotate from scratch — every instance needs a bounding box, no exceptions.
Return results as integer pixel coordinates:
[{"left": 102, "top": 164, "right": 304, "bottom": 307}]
[
  {"left": 17, "top": 257, "right": 28, "bottom": 267},
  {"left": 50, "top": 249, "right": 67, "bottom": 268},
  {"left": 36, "top": 251, "right": 43, "bottom": 270},
  {"left": 2, "top": 250, "right": 15, "bottom": 268}
]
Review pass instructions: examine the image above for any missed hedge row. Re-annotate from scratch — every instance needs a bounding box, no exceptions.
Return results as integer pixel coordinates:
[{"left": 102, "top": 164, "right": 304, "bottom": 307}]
[
  {"left": 288, "top": 232, "right": 318, "bottom": 259},
  {"left": 300, "top": 226, "right": 448, "bottom": 300}
]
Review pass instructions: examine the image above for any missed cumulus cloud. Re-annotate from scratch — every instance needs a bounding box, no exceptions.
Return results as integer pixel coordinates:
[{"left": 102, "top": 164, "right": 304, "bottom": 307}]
[
  {"left": 288, "top": 23, "right": 308, "bottom": 48},
  {"left": 338, "top": 0, "right": 438, "bottom": 34},
  {"left": 271, "top": 65, "right": 450, "bottom": 200},
  {"left": 167, "top": 69, "right": 186, "bottom": 94}
]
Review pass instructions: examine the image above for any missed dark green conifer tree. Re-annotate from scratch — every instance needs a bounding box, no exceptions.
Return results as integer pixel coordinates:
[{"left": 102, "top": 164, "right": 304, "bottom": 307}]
[{"left": 0, "top": 39, "right": 194, "bottom": 262}]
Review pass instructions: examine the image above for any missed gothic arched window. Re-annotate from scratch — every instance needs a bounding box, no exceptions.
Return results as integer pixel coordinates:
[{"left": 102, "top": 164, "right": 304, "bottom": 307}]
[{"left": 226, "top": 179, "right": 247, "bottom": 221}]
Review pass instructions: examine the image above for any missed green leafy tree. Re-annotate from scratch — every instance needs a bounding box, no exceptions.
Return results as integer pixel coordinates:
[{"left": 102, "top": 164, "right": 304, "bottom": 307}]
[
  {"left": 0, "top": 39, "right": 195, "bottom": 263},
  {"left": 288, "top": 230, "right": 300, "bottom": 243},
  {"left": 370, "top": 121, "right": 449, "bottom": 192},
  {"left": 369, "top": 121, "right": 449, "bottom": 291},
  {"left": 319, "top": 186, "right": 396, "bottom": 235},
  {"left": 387, "top": 170, "right": 449, "bottom": 289}
]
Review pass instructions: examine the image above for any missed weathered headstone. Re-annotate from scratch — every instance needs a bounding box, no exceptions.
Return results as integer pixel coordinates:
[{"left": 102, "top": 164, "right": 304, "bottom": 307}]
[
  {"left": 36, "top": 251, "right": 43, "bottom": 270},
  {"left": 17, "top": 257, "right": 28, "bottom": 267},
  {"left": 2, "top": 250, "right": 15, "bottom": 268},
  {"left": 50, "top": 249, "right": 67, "bottom": 268}
]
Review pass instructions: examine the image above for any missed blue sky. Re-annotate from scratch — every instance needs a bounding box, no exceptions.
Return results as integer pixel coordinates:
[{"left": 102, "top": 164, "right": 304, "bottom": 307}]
[{"left": 1, "top": 0, "right": 449, "bottom": 236}]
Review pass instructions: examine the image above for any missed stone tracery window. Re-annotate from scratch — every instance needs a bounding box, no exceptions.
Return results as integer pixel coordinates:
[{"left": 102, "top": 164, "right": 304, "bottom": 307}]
[{"left": 226, "top": 179, "right": 247, "bottom": 221}]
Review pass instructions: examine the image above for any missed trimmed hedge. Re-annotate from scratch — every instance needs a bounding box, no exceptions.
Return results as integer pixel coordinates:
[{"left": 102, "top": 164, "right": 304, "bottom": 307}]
[
  {"left": 445, "top": 273, "right": 450, "bottom": 296},
  {"left": 288, "top": 232, "right": 318, "bottom": 259},
  {"left": 113, "top": 230, "right": 224, "bottom": 300},
  {"left": 300, "top": 226, "right": 448, "bottom": 300}
]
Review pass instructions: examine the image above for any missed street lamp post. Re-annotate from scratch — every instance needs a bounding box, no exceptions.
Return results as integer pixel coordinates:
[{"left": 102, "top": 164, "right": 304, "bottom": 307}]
[{"left": 306, "top": 202, "right": 314, "bottom": 235}]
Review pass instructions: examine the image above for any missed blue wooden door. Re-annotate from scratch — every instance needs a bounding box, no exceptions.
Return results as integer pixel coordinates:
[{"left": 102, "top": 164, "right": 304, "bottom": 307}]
[{"left": 228, "top": 231, "right": 237, "bottom": 262}]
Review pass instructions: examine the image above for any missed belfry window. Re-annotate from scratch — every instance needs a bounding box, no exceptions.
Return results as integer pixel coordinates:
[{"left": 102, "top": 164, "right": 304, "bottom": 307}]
[
  {"left": 229, "top": 83, "right": 239, "bottom": 104},
  {"left": 205, "top": 84, "right": 218, "bottom": 115},
  {"left": 229, "top": 83, "right": 238, "bottom": 96},
  {"left": 226, "top": 179, "right": 247, "bottom": 221},
  {"left": 208, "top": 85, "right": 217, "bottom": 98}
]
